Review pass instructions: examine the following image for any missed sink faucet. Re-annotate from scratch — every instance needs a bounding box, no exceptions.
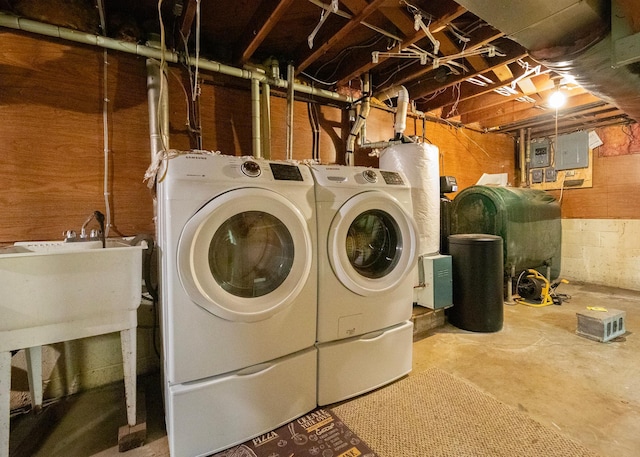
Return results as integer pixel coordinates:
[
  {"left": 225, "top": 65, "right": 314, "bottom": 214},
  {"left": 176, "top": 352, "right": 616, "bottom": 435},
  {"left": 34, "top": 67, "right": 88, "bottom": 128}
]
[{"left": 65, "top": 211, "right": 106, "bottom": 247}]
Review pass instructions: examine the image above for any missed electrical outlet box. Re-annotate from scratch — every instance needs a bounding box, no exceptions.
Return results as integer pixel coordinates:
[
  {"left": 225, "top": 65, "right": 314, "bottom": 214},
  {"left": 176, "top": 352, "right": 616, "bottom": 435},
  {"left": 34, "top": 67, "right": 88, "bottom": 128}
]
[
  {"left": 531, "top": 169, "right": 543, "bottom": 183},
  {"left": 545, "top": 168, "right": 557, "bottom": 182}
]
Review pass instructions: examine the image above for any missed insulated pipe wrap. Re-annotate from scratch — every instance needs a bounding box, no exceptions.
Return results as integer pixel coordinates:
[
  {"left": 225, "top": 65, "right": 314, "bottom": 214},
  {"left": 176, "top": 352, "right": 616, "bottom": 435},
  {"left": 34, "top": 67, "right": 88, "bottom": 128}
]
[{"left": 380, "top": 143, "right": 440, "bottom": 255}]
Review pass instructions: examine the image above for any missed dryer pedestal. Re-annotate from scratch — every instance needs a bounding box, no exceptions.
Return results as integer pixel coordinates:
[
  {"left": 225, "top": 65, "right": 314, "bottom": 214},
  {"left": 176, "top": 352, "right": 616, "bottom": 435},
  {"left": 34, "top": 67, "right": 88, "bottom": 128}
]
[
  {"left": 316, "top": 321, "right": 413, "bottom": 406},
  {"left": 167, "top": 347, "right": 317, "bottom": 457}
]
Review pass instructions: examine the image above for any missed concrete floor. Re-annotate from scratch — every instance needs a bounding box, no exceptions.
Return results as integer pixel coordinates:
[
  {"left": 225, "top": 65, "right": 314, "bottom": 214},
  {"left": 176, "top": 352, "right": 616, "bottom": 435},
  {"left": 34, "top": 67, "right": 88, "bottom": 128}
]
[{"left": 12, "top": 282, "right": 640, "bottom": 457}]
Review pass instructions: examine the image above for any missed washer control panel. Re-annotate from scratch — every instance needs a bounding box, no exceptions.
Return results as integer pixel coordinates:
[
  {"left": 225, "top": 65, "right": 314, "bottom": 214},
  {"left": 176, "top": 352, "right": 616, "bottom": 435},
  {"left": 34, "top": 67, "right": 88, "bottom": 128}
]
[
  {"left": 241, "top": 160, "right": 262, "bottom": 177},
  {"left": 380, "top": 170, "right": 405, "bottom": 185}
]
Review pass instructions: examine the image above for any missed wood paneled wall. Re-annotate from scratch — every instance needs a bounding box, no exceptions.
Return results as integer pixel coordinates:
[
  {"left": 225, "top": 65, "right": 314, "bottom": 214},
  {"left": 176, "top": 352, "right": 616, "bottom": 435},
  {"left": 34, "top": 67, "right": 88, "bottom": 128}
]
[
  {"left": 2, "top": 29, "right": 635, "bottom": 246},
  {"left": 0, "top": 30, "right": 153, "bottom": 243},
  {"left": 548, "top": 140, "right": 640, "bottom": 219}
]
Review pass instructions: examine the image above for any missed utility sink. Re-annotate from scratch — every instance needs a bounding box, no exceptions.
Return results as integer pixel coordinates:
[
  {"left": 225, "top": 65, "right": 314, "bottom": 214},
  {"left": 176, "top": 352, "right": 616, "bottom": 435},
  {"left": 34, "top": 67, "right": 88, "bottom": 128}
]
[
  {"left": 0, "top": 238, "right": 146, "bottom": 456},
  {"left": 0, "top": 238, "right": 145, "bottom": 349}
]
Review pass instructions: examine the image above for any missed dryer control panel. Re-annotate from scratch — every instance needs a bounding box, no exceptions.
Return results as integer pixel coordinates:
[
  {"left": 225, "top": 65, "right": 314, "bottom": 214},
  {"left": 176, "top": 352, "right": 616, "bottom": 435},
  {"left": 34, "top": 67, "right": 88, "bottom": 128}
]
[
  {"left": 269, "top": 162, "right": 304, "bottom": 181},
  {"left": 380, "top": 170, "right": 405, "bottom": 185}
]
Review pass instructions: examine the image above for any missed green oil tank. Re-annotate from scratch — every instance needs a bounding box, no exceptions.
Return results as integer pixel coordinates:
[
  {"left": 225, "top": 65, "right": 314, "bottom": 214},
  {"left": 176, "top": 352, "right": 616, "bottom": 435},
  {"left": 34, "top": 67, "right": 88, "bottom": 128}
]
[{"left": 450, "top": 186, "right": 561, "bottom": 279}]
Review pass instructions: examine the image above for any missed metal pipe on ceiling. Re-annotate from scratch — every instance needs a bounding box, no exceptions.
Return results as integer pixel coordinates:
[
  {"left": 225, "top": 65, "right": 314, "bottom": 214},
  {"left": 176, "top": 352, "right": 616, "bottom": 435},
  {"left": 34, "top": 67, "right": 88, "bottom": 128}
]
[{"left": 0, "top": 12, "right": 352, "bottom": 105}]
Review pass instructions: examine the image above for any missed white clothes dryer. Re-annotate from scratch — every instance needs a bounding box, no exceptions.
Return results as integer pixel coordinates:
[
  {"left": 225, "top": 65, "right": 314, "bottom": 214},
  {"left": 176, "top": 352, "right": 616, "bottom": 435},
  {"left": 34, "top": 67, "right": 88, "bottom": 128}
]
[
  {"left": 157, "top": 153, "right": 317, "bottom": 457},
  {"left": 310, "top": 164, "right": 418, "bottom": 405}
]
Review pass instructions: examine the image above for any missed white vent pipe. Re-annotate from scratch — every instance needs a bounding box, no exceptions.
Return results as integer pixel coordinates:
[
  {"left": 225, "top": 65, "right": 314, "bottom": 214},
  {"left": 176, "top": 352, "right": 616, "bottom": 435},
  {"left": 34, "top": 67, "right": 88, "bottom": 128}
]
[
  {"left": 0, "top": 12, "right": 351, "bottom": 105},
  {"left": 146, "top": 59, "right": 169, "bottom": 161},
  {"left": 261, "top": 81, "right": 272, "bottom": 159},
  {"left": 376, "top": 85, "right": 409, "bottom": 139},
  {"left": 345, "top": 97, "right": 370, "bottom": 166},
  {"left": 251, "top": 78, "right": 262, "bottom": 158},
  {"left": 286, "top": 63, "right": 295, "bottom": 161}
]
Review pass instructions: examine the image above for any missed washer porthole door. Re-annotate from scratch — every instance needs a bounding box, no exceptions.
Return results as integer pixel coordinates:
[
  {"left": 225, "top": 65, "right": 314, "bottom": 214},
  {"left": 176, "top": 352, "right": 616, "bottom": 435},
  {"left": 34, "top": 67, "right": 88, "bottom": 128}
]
[
  {"left": 329, "top": 191, "right": 418, "bottom": 296},
  {"left": 178, "top": 188, "right": 312, "bottom": 322}
]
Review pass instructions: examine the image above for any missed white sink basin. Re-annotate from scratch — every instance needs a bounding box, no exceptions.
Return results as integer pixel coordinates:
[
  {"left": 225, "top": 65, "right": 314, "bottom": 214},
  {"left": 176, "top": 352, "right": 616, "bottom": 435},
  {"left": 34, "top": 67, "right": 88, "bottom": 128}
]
[
  {"left": 0, "top": 238, "right": 145, "bottom": 350},
  {"left": 0, "top": 238, "right": 147, "bottom": 453}
]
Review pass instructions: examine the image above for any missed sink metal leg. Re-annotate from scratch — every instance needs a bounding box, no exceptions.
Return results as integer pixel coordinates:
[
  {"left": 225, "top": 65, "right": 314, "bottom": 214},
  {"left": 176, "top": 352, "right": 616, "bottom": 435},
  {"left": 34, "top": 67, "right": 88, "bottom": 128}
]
[
  {"left": 25, "top": 346, "right": 43, "bottom": 411},
  {"left": 120, "top": 328, "right": 137, "bottom": 426},
  {"left": 1, "top": 351, "right": 10, "bottom": 457}
]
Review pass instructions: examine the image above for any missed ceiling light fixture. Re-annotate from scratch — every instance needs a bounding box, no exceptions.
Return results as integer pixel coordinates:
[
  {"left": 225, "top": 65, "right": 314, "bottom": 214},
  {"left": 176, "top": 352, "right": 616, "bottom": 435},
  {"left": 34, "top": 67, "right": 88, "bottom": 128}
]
[
  {"left": 548, "top": 75, "right": 567, "bottom": 109},
  {"left": 548, "top": 89, "right": 566, "bottom": 109}
]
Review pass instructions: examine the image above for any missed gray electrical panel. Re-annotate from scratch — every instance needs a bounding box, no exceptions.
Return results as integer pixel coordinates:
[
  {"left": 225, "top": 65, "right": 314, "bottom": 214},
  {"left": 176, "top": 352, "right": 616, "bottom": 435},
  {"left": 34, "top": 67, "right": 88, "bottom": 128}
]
[
  {"left": 530, "top": 138, "right": 550, "bottom": 168},
  {"left": 556, "top": 130, "right": 589, "bottom": 170}
]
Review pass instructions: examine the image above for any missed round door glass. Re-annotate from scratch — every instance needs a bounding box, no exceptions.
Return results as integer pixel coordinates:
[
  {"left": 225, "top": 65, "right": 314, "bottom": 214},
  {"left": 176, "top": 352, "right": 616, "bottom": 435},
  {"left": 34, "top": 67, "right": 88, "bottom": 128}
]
[
  {"left": 209, "top": 211, "right": 294, "bottom": 298},
  {"left": 345, "top": 209, "right": 400, "bottom": 279}
]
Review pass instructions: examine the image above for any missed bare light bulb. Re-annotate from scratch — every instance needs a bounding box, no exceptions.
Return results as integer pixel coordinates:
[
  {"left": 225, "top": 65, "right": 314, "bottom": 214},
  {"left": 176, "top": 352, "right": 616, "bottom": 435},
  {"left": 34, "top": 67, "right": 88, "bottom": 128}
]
[{"left": 548, "top": 90, "right": 566, "bottom": 109}]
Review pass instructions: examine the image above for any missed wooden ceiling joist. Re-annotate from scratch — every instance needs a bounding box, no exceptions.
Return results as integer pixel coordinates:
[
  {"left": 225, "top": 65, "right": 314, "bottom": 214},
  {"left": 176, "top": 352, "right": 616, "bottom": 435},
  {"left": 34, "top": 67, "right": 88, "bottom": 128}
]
[
  {"left": 335, "top": 4, "right": 466, "bottom": 87},
  {"left": 235, "top": 0, "right": 296, "bottom": 64},
  {"left": 296, "top": 0, "right": 389, "bottom": 74}
]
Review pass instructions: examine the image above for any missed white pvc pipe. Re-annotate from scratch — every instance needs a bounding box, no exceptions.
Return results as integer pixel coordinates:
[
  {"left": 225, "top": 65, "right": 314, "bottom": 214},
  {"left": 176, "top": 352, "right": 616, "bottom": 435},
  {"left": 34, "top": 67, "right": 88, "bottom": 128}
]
[
  {"left": 376, "top": 85, "right": 409, "bottom": 138},
  {"left": 146, "top": 59, "right": 169, "bottom": 160},
  {"left": 346, "top": 98, "right": 370, "bottom": 166},
  {"left": 251, "top": 78, "right": 262, "bottom": 158},
  {"left": 261, "top": 82, "right": 272, "bottom": 159},
  {"left": 286, "top": 63, "right": 295, "bottom": 161}
]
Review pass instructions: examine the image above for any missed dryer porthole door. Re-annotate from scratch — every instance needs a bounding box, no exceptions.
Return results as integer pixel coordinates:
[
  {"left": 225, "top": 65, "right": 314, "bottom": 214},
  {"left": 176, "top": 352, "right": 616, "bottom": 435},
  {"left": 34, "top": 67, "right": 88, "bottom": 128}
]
[
  {"left": 178, "top": 187, "right": 312, "bottom": 322},
  {"left": 328, "top": 191, "right": 418, "bottom": 296}
]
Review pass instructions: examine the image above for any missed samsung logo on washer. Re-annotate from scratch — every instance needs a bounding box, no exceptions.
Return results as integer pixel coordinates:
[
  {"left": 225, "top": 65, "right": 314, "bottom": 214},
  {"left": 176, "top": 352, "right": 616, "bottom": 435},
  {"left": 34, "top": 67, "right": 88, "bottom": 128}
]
[{"left": 185, "top": 155, "right": 207, "bottom": 160}]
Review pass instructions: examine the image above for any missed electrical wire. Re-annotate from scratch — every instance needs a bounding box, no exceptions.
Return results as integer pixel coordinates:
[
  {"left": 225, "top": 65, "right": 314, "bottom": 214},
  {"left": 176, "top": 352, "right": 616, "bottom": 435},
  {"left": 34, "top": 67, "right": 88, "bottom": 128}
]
[
  {"left": 301, "top": 72, "right": 338, "bottom": 86},
  {"left": 439, "top": 117, "right": 492, "bottom": 159},
  {"left": 374, "top": 60, "right": 416, "bottom": 90},
  {"left": 102, "top": 49, "right": 111, "bottom": 238},
  {"left": 447, "top": 82, "right": 462, "bottom": 118},
  {"left": 157, "top": 0, "right": 169, "bottom": 152},
  {"left": 314, "top": 35, "right": 385, "bottom": 82},
  {"left": 96, "top": 0, "right": 112, "bottom": 237},
  {"left": 192, "top": 0, "right": 201, "bottom": 102}
]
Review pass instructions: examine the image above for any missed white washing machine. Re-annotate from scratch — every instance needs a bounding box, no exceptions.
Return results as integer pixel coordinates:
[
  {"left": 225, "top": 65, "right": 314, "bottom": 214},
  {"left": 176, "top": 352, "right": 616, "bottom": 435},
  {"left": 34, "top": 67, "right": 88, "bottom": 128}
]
[
  {"left": 310, "top": 164, "right": 418, "bottom": 405},
  {"left": 156, "top": 153, "right": 317, "bottom": 457}
]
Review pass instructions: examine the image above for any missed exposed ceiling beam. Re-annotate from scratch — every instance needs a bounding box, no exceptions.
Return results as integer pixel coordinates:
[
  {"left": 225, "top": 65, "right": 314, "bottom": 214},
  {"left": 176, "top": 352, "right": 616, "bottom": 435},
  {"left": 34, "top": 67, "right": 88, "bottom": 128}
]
[
  {"left": 335, "top": 4, "right": 466, "bottom": 87},
  {"left": 473, "top": 93, "right": 608, "bottom": 129},
  {"left": 417, "top": 63, "right": 531, "bottom": 113},
  {"left": 377, "top": 3, "right": 415, "bottom": 35},
  {"left": 498, "top": 107, "right": 629, "bottom": 137},
  {"left": 175, "top": 0, "right": 198, "bottom": 45},
  {"left": 444, "top": 73, "right": 559, "bottom": 120},
  {"left": 235, "top": 0, "right": 296, "bottom": 64},
  {"left": 296, "top": 0, "right": 388, "bottom": 74},
  {"left": 530, "top": 114, "right": 632, "bottom": 138},
  {"left": 492, "top": 64, "right": 514, "bottom": 82},
  {"left": 375, "top": 28, "right": 506, "bottom": 91},
  {"left": 408, "top": 45, "right": 527, "bottom": 101}
]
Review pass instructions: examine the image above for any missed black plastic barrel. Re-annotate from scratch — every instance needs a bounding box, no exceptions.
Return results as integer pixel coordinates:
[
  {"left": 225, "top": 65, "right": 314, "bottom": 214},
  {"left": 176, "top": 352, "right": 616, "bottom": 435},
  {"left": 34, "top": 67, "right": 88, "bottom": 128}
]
[{"left": 447, "top": 234, "right": 504, "bottom": 332}]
